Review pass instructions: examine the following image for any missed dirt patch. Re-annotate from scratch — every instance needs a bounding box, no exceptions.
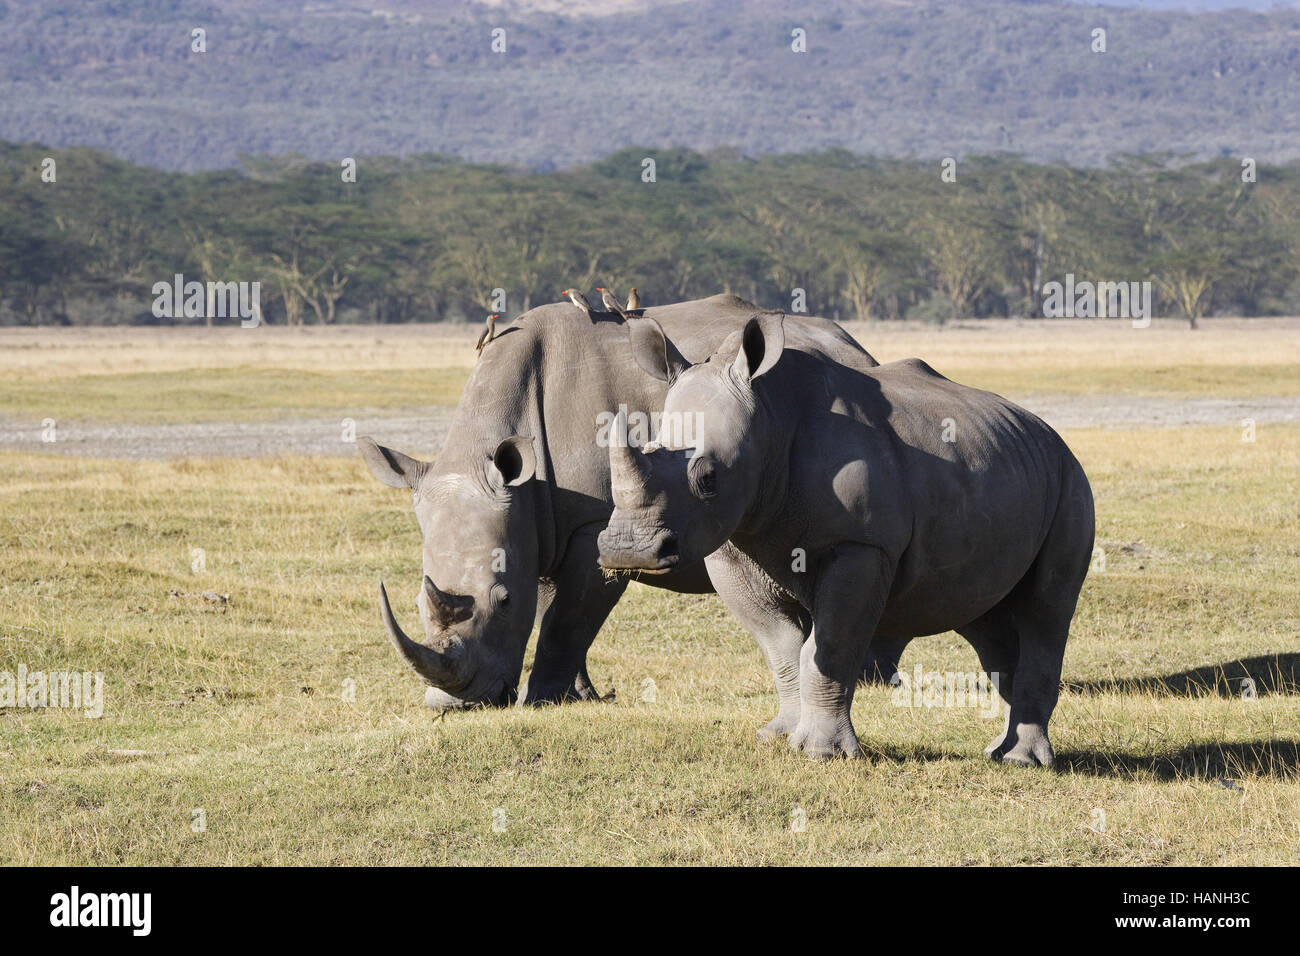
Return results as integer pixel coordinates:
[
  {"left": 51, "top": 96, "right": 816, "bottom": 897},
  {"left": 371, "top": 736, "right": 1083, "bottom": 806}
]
[
  {"left": 1013, "top": 393, "right": 1299, "bottom": 430},
  {"left": 0, "top": 394, "right": 1295, "bottom": 460},
  {"left": 0, "top": 407, "right": 455, "bottom": 460}
]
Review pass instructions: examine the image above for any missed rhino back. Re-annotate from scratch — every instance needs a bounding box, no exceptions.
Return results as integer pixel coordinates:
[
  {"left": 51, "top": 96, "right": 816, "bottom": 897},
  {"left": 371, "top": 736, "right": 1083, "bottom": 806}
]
[{"left": 435, "top": 295, "right": 872, "bottom": 573}]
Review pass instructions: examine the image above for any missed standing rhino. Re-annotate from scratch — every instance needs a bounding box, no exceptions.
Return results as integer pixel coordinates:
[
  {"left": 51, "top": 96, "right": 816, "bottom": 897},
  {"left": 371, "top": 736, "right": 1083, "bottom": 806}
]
[
  {"left": 597, "top": 313, "right": 1095, "bottom": 765},
  {"left": 358, "top": 295, "right": 884, "bottom": 710}
]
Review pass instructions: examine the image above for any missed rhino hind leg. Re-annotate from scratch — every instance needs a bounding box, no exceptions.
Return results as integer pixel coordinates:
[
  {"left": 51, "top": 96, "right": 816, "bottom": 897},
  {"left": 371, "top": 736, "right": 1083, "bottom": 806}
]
[
  {"left": 992, "top": 597, "right": 1070, "bottom": 769},
  {"left": 860, "top": 633, "right": 910, "bottom": 685},
  {"left": 956, "top": 604, "right": 1020, "bottom": 756},
  {"left": 961, "top": 584, "right": 1074, "bottom": 768},
  {"left": 966, "top": 469, "right": 1094, "bottom": 768}
]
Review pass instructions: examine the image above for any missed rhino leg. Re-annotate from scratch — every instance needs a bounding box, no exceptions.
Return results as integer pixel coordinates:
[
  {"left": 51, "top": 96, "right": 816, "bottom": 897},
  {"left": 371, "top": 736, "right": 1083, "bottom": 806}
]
[
  {"left": 521, "top": 525, "right": 627, "bottom": 705},
  {"left": 790, "top": 543, "right": 894, "bottom": 760},
  {"left": 860, "top": 633, "right": 909, "bottom": 685},
  {"left": 957, "top": 604, "right": 1020, "bottom": 758},
  {"left": 969, "top": 474, "right": 1092, "bottom": 768},
  {"left": 706, "top": 545, "right": 809, "bottom": 740},
  {"left": 983, "top": 591, "right": 1068, "bottom": 768}
]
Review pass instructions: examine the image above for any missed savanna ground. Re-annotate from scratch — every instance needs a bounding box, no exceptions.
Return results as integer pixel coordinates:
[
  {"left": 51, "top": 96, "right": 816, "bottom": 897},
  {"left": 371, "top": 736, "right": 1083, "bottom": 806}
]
[{"left": 0, "top": 317, "right": 1297, "bottom": 865}]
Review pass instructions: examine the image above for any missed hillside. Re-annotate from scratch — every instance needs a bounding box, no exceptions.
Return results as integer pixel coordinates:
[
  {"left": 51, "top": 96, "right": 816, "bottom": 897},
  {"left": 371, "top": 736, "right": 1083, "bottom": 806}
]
[{"left": 3, "top": 0, "right": 1299, "bottom": 171}]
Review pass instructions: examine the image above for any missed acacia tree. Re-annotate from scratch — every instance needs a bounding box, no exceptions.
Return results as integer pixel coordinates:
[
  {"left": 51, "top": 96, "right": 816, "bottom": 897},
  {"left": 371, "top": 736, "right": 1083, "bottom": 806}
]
[
  {"left": 836, "top": 230, "right": 916, "bottom": 321},
  {"left": 1145, "top": 166, "right": 1250, "bottom": 327},
  {"left": 257, "top": 207, "right": 365, "bottom": 324},
  {"left": 1150, "top": 247, "right": 1219, "bottom": 328},
  {"left": 915, "top": 200, "right": 1000, "bottom": 320}
]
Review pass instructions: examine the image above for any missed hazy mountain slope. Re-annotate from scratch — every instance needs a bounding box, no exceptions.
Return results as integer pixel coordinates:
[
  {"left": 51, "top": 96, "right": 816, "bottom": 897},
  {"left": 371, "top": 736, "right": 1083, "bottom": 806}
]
[
  {"left": 3, "top": 0, "right": 1298, "bottom": 170},
  {"left": 1069, "top": 1, "right": 1300, "bottom": 9}
]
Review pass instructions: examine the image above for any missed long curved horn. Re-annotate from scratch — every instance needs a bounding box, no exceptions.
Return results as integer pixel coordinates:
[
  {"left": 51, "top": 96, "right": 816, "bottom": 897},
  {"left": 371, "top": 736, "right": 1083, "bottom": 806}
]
[{"left": 378, "top": 581, "right": 464, "bottom": 689}]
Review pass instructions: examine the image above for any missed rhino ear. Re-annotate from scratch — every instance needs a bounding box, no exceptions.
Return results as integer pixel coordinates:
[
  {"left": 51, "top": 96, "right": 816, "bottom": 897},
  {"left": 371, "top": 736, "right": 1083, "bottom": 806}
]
[
  {"left": 629, "top": 318, "right": 690, "bottom": 383},
  {"left": 489, "top": 435, "right": 537, "bottom": 490},
  {"left": 358, "top": 437, "right": 427, "bottom": 489},
  {"left": 732, "top": 312, "right": 786, "bottom": 385}
]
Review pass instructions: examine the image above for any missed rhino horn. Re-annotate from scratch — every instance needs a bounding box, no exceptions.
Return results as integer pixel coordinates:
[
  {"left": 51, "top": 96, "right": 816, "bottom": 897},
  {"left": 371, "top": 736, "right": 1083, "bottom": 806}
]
[
  {"left": 609, "top": 435, "right": 654, "bottom": 511},
  {"left": 378, "top": 581, "right": 465, "bottom": 688}
]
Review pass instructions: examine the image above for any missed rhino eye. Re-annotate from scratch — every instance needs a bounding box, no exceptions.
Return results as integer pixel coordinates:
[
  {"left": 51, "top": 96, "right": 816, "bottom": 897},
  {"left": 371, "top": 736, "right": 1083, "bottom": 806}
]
[{"left": 689, "top": 460, "right": 718, "bottom": 500}]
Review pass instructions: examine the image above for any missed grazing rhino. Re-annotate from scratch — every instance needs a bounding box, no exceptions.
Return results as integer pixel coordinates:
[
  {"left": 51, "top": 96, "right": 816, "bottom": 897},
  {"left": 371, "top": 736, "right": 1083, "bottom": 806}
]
[
  {"left": 358, "top": 295, "right": 887, "bottom": 710},
  {"left": 597, "top": 313, "right": 1095, "bottom": 765}
]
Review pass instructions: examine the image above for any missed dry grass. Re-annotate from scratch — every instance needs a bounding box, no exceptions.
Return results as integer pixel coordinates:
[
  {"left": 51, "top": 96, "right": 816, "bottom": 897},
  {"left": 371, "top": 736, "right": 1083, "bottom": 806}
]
[
  {"left": 0, "top": 323, "right": 482, "bottom": 379},
  {"left": 0, "top": 421, "right": 1296, "bottom": 865},
  {"left": 4, "top": 317, "right": 1296, "bottom": 379},
  {"left": 0, "top": 318, "right": 1295, "bottom": 864},
  {"left": 1, "top": 318, "right": 1296, "bottom": 427}
]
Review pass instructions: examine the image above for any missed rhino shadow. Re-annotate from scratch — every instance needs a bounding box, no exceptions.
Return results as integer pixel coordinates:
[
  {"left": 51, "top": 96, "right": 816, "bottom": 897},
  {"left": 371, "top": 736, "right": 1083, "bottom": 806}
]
[
  {"left": 1055, "top": 739, "right": 1300, "bottom": 782},
  {"left": 1065, "top": 653, "right": 1300, "bottom": 699},
  {"left": 848, "top": 738, "right": 1300, "bottom": 781}
]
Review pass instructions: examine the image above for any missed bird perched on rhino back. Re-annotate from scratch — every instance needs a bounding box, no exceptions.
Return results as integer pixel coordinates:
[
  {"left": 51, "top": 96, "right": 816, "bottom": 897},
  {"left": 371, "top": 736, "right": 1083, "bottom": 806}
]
[
  {"left": 474, "top": 313, "right": 499, "bottom": 356},
  {"left": 596, "top": 287, "right": 631, "bottom": 321},
  {"left": 626, "top": 287, "right": 640, "bottom": 311},
  {"left": 560, "top": 289, "right": 596, "bottom": 322}
]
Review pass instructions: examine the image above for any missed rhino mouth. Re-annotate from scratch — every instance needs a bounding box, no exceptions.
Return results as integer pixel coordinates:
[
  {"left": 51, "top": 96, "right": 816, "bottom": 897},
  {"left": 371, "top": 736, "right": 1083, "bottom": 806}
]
[
  {"left": 596, "top": 525, "right": 680, "bottom": 574},
  {"left": 425, "top": 680, "right": 516, "bottom": 711}
]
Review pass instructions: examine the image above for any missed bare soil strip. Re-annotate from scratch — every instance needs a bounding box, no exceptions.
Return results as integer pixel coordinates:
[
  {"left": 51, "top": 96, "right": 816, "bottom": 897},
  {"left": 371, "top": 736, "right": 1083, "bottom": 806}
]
[{"left": 1, "top": 394, "right": 1296, "bottom": 460}]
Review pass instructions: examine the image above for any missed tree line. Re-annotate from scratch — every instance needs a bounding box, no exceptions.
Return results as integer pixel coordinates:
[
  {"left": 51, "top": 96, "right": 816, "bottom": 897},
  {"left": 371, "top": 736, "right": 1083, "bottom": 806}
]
[{"left": 2, "top": 142, "right": 1297, "bottom": 327}]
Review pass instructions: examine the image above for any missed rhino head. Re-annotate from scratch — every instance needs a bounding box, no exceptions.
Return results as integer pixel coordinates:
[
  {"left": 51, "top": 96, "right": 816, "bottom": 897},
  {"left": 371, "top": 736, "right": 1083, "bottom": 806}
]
[
  {"left": 359, "top": 434, "right": 540, "bottom": 710},
  {"left": 598, "top": 313, "right": 785, "bottom": 572}
]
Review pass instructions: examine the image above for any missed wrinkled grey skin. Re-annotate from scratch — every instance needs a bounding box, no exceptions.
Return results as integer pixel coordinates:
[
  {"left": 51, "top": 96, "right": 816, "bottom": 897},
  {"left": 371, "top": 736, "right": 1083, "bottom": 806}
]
[
  {"left": 358, "top": 295, "right": 892, "bottom": 710},
  {"left": 598, "top": 313, "right": 1095, "bottom": 765}
]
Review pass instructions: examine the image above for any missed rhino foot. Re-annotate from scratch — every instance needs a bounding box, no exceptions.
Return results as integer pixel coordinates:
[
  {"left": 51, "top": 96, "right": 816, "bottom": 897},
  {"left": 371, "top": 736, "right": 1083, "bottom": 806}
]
[
  {"left": 756, "top": 710, "right": 799, "bottom": 741},
  {"left": 788, "top": 715, "right": 862, "bottom": 761},
  {"left": 519, "top": 667, "right": 606, "bottom": 706},
  {"left": 983, "top": 731, "right": 1007, "bottom": 758},
  {"left": 989, "top": 722, "right": 1054, "bottom": 768},
  {"left": 571, "top": 668, "right": 605, "bottom": 702}
]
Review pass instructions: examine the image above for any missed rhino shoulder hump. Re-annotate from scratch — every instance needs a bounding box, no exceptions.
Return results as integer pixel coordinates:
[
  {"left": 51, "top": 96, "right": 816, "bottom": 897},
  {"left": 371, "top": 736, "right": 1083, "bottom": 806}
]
[
  {"left": 702, "top": 292, "right": 759, "bottom": 310},
  {"left": 891, "top": 357, "right": 948, "bottom": 380}
]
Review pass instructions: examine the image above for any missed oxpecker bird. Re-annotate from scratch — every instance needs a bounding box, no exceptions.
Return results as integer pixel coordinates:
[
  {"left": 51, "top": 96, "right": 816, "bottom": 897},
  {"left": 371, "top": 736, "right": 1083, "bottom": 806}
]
[
  {"left": 475, "top": 313, "right": 499, "bottom": 356},
  {"left": 596, "top": 287, "right": 631, "bottom": 321},
  {"left": 560, "top": 289, "right": 596, "bottom": 322},
  {"left": 626, "top": 287, "right": 640, "bottom": 311}
]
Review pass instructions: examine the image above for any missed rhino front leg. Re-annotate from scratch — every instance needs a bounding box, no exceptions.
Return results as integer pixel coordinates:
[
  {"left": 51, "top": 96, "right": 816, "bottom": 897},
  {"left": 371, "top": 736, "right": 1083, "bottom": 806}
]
[
  {"left": 521, "top": 524, "right": 628, "bottom": 705},
  {"left": 790, "top": 544, "right": 894, "bottom": 760},
  {"left": 706, "top": 545, "right": 808, "bottom": 740}
]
